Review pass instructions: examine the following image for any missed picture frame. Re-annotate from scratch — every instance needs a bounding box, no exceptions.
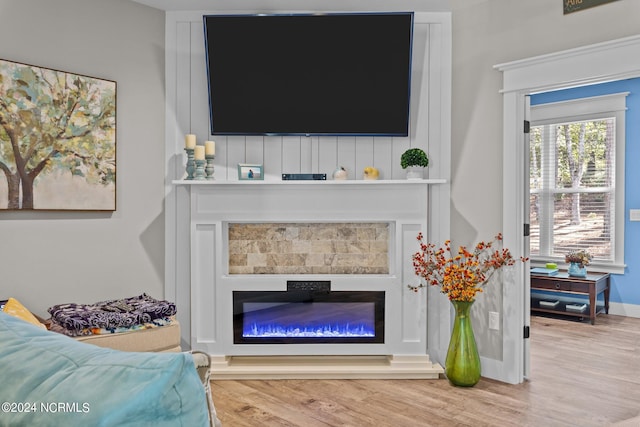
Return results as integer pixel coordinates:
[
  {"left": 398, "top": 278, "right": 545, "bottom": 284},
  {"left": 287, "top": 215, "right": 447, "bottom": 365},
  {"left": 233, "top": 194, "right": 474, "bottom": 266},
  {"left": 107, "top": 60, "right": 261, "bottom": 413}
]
[
  {"left": 238, "top": 163, "right": 264, "bottom": 180},
  {"left": 0, "top": 58, "right": 116, "bottom": 211},
  {"left": 563, "top": 0, "right": 620, "bottom": 14}
]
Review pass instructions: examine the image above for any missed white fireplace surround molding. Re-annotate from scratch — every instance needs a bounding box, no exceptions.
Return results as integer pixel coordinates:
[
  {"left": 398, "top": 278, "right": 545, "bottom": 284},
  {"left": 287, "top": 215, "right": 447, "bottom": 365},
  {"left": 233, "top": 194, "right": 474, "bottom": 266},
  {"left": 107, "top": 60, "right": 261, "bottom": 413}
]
[
  {"left": 162, "top": 7, "right": 452, "bottom": 378},
  {"left": 174, "top": 179, "right": 447, "bottom": 378}
]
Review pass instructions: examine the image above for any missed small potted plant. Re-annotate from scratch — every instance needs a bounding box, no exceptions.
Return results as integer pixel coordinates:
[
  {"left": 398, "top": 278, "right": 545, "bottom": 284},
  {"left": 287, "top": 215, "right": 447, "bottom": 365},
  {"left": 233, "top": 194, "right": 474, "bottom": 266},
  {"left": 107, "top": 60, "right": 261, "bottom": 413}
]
[
  {"left": 400, "top": 148, "right": 429, "bottom": 179},
  {"left": 565, "top": 249, "right": 592, "bottom": 277}
]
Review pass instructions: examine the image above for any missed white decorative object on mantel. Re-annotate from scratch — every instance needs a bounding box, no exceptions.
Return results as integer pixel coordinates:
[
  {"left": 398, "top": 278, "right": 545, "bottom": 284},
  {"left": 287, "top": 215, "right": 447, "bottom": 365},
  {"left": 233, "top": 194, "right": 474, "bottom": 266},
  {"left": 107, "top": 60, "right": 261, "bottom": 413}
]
[
  {"left": 406, "top": 166, "right": 425, "bottom": 180},
  {"left": 332, "top": 166, "right": 348, "bottom": 180},
  {"left": 174, "top": 179, "right": 446, "bottom": 379}
]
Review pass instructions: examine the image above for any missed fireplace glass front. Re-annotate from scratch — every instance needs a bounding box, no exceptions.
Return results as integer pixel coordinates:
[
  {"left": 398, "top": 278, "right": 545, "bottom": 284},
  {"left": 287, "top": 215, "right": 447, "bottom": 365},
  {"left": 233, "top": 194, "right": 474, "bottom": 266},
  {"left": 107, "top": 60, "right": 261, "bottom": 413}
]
[{"left": 233, "top": 290, "right": 385, "bottom": 344}]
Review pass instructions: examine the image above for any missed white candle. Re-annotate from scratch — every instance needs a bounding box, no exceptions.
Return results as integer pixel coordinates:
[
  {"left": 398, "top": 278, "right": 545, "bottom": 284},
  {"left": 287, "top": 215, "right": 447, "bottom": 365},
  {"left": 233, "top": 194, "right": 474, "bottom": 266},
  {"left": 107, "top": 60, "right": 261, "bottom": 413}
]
[
  {"left": 185, "top": 134, "right": 196, "bottom": 149},
  {"left": 205, "top": 140, "right": 215, "bottom": 156},
  {"left": 194, "top": 145, "right": 205, "bottom": 160}
]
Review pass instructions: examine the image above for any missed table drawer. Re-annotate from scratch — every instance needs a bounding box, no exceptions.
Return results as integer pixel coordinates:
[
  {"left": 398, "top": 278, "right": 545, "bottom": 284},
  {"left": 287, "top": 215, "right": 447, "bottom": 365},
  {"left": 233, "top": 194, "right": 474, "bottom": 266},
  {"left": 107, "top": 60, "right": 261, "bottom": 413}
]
[{"left": 531, "top": 278, "right": 589, "bottom": 293}]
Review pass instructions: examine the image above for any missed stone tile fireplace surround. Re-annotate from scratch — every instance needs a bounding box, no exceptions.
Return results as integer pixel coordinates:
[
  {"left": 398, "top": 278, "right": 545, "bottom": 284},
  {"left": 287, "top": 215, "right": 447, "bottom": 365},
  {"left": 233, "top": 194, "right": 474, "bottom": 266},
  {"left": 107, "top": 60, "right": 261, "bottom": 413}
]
[
  {"left": 228, "top": 222, "right": 390, "bottom": 275},
  {"left": 175, "top": 179, "right": 446, "bottom": 379}
]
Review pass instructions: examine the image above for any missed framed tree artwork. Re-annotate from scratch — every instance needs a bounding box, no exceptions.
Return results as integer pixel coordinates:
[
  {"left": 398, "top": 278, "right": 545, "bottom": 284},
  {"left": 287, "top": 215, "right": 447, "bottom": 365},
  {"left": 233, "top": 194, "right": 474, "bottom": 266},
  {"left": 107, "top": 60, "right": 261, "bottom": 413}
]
[{"left": 0, "top": 59, "right": 116, "bottom": 211}]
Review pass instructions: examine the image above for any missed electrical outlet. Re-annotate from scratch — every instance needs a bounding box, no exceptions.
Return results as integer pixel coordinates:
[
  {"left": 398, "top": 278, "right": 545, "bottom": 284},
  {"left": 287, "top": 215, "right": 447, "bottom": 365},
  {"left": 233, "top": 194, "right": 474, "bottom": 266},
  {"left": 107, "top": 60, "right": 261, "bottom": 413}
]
[
  {"left": 489, "top": 311, "right": 500, "bottom": 330},
  {"left": 630, "top": 209, "right": 640, "bottom": 221}
]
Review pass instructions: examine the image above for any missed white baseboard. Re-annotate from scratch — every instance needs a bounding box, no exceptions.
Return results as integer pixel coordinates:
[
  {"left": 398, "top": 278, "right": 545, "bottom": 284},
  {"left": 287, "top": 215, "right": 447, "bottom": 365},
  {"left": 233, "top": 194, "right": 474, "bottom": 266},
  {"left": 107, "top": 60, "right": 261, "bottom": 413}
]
[
  {"left": 209, "top": 355, "right": 444, "bottom": 380},
  {"left": 608, "top": 302, "right": 640, "bottom": 318}
]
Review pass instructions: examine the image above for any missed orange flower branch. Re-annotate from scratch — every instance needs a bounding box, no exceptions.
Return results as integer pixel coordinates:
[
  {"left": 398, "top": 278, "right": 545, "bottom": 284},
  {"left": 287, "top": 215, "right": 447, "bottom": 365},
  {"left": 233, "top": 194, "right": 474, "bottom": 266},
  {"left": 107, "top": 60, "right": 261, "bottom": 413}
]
[{"left": 409, "top": 233, "right": 527, "bottom": 302}]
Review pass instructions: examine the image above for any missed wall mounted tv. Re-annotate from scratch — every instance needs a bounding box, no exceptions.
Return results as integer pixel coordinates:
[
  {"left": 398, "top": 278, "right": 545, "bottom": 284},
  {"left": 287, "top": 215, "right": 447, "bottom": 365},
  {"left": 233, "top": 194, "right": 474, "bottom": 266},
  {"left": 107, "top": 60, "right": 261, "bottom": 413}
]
[{"left": 203, "top": 12, "right": 414, "bottom": 137}]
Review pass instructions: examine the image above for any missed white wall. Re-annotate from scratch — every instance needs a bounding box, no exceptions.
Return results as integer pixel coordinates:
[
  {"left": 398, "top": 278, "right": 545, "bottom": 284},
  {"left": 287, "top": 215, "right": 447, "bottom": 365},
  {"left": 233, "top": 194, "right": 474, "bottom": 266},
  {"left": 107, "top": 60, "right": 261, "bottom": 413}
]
[
  {"left": 450, "top": 0, "right": 640, "bottom": 240},
  {"left": 450, "top": 0, "right": 640, "bottom": 361},
  {"left": 0, "top": 0, "right": 166, "bottom": 317},
  {"left": 3, "top": 0, "right": 640, "bottom": 371}
]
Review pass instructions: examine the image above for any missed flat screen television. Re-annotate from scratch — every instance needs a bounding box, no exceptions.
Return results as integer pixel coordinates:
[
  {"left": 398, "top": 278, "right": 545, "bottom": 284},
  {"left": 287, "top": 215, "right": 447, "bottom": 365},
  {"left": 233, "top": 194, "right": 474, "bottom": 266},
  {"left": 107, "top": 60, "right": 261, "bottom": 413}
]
[{"left": 203, "top": 12, "right": 414, "bottom": 136}]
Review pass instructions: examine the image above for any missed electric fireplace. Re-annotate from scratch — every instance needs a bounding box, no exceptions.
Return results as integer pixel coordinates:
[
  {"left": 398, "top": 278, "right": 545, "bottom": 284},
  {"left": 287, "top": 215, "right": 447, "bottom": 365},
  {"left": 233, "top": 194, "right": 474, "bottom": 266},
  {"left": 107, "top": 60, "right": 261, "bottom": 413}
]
[
  {"left": 179, "top": 181, "right": 446, "bottom": 379},
  {"left": 233, "top": 284, "right": 385, "bottom": 345}
]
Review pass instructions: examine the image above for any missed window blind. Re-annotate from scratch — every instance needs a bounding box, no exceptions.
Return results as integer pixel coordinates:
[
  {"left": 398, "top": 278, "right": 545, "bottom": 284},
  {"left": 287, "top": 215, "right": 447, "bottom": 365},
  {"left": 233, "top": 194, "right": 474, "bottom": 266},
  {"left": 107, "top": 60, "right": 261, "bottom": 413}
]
[{"left": 530, "top": 118, "right": 615, "bottom": 262}]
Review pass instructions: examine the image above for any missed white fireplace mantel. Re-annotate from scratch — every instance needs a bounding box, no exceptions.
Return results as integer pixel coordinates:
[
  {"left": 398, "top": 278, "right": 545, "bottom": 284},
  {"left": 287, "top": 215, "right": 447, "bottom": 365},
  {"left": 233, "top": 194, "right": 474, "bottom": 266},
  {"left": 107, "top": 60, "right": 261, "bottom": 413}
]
[
  {"left": 171, "top": 179, "right": 447, "bottom": 379},
  {"left": 172, "top": 179, "right": 447, "bottom": 185}
]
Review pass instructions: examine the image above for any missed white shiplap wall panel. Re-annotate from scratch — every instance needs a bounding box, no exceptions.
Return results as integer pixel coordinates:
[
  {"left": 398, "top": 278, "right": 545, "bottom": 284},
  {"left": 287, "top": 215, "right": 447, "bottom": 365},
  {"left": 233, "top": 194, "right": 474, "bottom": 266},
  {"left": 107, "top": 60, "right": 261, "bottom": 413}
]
[
  {"left": 337, "top": 136, "right": 357, "bottom": 179},
  {"left": 412, "top": 22, "right": 430, "bottom": 176},
  {"left": 391, "top": 137, "right": 411, "bottom": 180},
  {"left": 191, "top": 21, "right": 210, "bottom": 145},
  {"left": 425, "top": 19, "right": 452, "bottom": 364},
  {"left": 172, "top": 15, "right": 437, "bottom": 181},
  {"left": 310, "top": 137, "right": 321, "bottom": 173},
  {"left": 226, "top": 135, "right": 246, "bottom": 180},
  {"left": 245, "top": 135, "right": 264, "bottom": 165},
  {"left": 318, "top": 136, "right": 339, "bottom": 176},
  {"left": 300, "top": 137, "right": 313, "bottom": 173},
  {"left": 165, "top": 10, "right": 452, "bottom": 352},
  {"left": 426, "top": 23, "right": 442, "bottom": 181},
  {"left": 211, "top": 135, "right": 228, "bottom": 180},
  {"left": 281, "top": 136, "right": 302, "bottom": 174},
  {"left": 373, "top": 137, "right": 394, "bottom": 180},
  {"left": 263, "top": 136, "right": 283, "bottom": 180},
  {"left": 355, "top": 136, "right": 374, "bottom": 180}
]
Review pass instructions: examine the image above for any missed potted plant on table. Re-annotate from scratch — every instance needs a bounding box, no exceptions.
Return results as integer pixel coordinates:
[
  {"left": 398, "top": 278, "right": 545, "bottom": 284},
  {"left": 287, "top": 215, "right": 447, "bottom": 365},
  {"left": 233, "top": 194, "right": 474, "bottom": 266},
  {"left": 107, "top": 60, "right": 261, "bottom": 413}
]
[
  {"left": 400, "top": 148, "right": 429, "bottom": 179},
  {"left": 565, "top": 249, "right": 591, "bottom": 277}
]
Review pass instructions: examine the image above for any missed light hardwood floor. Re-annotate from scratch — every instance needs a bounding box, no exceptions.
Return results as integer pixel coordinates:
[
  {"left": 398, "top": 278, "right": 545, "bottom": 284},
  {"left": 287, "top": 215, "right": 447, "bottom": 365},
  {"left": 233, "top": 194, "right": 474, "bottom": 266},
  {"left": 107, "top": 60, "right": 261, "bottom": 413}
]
[{"left": 211, "top": 313, "right": 640, "bottom": 426}]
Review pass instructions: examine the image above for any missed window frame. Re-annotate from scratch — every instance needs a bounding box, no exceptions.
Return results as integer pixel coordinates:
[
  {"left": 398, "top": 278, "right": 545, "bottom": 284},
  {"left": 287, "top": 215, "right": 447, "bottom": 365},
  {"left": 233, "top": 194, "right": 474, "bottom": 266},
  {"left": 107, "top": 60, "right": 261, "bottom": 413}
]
[{"left": 530, "top": 92, "right": 628, "bottom": 274}]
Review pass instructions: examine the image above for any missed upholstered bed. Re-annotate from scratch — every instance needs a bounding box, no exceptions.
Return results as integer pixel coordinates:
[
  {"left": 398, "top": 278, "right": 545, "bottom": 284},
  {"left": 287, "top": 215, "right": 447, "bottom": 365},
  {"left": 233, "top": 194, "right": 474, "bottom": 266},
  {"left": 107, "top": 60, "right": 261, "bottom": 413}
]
[{"left": 0, "top": 312, "right": 220, "bottom": 426}]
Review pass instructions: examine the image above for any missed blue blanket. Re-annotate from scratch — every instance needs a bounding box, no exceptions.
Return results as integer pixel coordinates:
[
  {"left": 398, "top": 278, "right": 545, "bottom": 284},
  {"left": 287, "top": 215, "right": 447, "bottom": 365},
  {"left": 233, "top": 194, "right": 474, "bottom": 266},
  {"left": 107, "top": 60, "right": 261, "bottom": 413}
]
[{"left": 0, "top": 312, "right": 210, "bottom": 426}]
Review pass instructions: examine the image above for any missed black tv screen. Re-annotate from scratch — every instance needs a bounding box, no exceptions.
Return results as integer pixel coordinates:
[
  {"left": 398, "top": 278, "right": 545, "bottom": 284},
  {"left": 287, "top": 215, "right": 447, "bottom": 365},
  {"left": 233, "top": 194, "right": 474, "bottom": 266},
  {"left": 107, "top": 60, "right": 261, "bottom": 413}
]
[{"left": 203, "top": 12, "right": 414, "bottom": 136}]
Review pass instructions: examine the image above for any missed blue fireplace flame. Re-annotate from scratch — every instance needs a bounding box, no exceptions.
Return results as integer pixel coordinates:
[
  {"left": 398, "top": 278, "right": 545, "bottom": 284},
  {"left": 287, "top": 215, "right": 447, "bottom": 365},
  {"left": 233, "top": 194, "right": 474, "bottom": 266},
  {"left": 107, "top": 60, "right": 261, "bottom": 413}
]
[
  {"left": 242, "top": 302, "right": 376, "bottom": 339},
  {"left": 244, "top": 322, "right": 375, "bottom": 338}
]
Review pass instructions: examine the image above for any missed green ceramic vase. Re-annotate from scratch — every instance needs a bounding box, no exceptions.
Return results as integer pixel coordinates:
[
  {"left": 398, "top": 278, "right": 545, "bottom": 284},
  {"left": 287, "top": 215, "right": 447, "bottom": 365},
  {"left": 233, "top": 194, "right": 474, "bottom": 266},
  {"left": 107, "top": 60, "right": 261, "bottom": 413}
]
[{"left": 445, "top": 300, "right": 481, "bottom": 387}]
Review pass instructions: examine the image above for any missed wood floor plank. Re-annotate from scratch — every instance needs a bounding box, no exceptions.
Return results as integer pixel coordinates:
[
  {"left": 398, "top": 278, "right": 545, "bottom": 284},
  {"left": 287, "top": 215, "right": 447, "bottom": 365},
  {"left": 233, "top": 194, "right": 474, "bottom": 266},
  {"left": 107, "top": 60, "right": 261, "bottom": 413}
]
[{"left": 211, "top": 314, "right": 640, "bottom": 426}]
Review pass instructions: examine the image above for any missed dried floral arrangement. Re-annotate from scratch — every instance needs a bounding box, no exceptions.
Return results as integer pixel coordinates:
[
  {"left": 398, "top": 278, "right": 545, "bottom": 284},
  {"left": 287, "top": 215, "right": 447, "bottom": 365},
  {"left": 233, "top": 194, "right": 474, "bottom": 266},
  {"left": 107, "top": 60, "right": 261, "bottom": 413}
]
[
  {"left": 409, "top": 233, "right": 526, "bottom": 302},
  {"left": 565, "top": 250, "right": 592, "bottom": 268}
]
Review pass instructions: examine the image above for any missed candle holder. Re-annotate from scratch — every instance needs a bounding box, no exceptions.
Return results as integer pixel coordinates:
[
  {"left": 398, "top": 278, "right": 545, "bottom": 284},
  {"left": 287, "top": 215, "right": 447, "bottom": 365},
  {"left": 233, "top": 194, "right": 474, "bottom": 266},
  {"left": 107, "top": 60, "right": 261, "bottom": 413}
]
[
  {"left": 194, "top": 159, "right": 206, "bottom": 180},
  {"left": 184, "top": 148, "right": 195, "bottom": 180},
  {"left": 205, "top": 154, "right": 215, "bottom": 180}
]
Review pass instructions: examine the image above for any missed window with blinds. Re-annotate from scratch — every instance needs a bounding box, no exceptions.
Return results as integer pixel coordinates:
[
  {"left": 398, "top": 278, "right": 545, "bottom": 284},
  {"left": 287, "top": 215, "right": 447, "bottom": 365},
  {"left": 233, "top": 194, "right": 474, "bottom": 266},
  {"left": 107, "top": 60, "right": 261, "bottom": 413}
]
[{"left": 529, "top": 93, "right": 627, "bottom": 269}]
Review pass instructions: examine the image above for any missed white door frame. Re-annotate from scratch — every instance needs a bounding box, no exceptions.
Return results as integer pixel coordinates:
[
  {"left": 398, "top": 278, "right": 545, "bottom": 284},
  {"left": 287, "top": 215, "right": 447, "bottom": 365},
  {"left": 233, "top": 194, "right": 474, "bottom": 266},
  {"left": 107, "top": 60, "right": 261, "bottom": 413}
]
[
  {"left": 523, "top": 94, "right": 531, "bottom": 380},
  {"left": 494, "top": 34, "right": 640, "bottom": 384}
]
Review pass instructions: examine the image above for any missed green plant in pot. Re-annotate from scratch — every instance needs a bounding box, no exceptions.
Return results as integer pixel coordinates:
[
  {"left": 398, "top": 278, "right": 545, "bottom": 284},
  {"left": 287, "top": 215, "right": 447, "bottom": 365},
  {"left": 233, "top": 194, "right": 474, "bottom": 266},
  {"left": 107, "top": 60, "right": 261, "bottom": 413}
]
[{"left": 400, "top": 148, "right": 429, "bottom": 179}]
